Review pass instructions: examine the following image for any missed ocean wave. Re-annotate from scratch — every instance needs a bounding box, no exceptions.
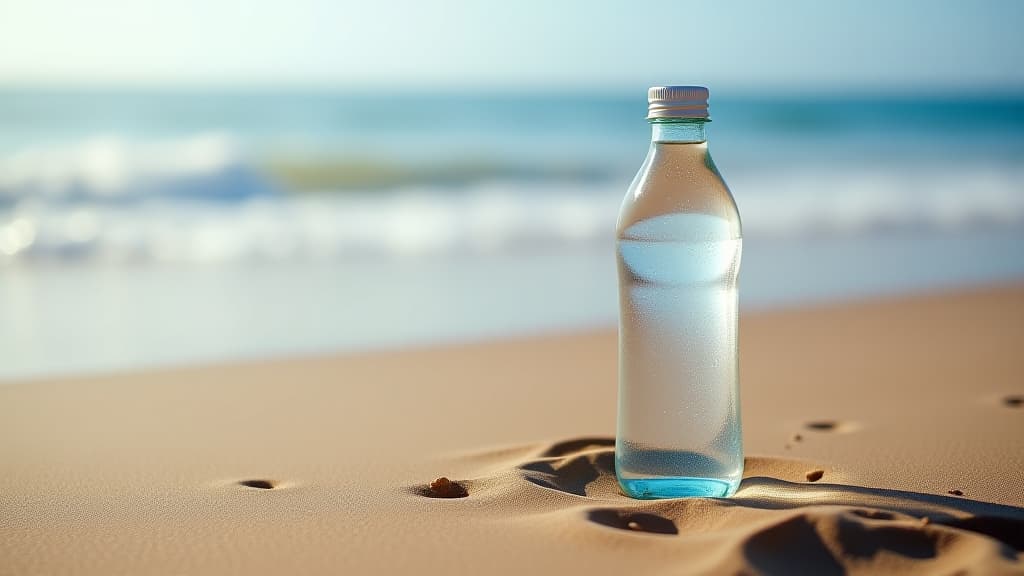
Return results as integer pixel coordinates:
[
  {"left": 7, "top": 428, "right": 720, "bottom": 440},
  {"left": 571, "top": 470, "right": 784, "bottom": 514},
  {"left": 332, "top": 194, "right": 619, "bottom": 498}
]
[
  {"left": 730, "top": 167, "right": 1024, "bottom": 233},
  {"left": 0, "top": 134, "right": 275, "bottom": 204},
  {"left": 0, "top": 137, "right": 1022, "bottom": 262}
]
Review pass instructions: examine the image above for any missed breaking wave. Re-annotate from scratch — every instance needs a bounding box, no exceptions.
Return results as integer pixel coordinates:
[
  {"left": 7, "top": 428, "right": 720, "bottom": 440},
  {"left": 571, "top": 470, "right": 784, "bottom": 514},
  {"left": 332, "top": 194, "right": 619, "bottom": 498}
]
[{"left": 0, "top": 135, "right": 1022, "bottom": 262}]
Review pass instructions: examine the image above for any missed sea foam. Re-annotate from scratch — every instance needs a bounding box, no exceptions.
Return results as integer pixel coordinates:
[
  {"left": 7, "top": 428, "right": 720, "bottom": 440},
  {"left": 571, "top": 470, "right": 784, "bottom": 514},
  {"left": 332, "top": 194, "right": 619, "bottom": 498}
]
[{"left": 1, "top": 135, "right": 1022, "bottom": 263}]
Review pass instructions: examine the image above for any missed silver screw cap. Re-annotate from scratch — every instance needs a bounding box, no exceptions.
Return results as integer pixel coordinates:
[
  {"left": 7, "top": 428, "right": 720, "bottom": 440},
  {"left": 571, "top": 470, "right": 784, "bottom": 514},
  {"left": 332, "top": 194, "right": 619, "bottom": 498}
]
[{"left": 647, "top": 86, "right": 709, "bottom": 119}]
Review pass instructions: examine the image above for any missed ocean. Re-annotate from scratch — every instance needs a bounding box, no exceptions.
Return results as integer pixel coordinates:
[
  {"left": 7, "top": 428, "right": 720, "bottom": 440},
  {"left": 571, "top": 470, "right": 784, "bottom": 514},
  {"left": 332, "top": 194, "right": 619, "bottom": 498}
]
[{"left": 1, "top": 88, "right": 1023, "bottom": 380}]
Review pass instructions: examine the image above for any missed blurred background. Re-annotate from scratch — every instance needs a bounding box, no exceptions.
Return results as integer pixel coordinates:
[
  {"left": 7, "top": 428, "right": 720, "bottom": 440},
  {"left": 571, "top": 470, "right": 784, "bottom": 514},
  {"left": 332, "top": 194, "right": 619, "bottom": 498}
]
[{"left": 1, "top": 0, "right": 1022, "bottom": 381}]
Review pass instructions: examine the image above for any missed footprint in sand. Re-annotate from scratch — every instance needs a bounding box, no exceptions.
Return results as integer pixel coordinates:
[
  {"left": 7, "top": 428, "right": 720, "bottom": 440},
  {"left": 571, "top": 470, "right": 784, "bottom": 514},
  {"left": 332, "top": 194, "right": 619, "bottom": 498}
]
[
  {"left": 587, "top": 508, "right": 678, "bottom": 535},
  {"left": 518, "top": 438, "right": 617, "bottom": 498},
  {"left": 408, "top": 435, "right": 1024, "bottom": 570}
]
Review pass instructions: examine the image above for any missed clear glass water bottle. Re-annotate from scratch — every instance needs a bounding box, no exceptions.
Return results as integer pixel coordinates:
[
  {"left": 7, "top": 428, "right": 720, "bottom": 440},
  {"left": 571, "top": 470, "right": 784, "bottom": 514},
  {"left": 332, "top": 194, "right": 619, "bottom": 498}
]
[{"left": 616, "top": 86, "right": 743, "bottom": 499}]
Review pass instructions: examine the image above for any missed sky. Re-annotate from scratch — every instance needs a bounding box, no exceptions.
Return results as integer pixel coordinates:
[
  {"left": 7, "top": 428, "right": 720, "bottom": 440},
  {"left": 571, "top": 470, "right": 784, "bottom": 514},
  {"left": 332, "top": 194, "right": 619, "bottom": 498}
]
[{"left": 0, "top": 0, "right": 1022, "bottom": 90}]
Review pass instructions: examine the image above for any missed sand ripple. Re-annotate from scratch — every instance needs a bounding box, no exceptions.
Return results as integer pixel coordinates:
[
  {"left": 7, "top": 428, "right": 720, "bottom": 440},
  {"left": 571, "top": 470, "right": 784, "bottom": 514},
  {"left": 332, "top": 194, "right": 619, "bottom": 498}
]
[{"left": 412, "top": 436, "right": 1024, "bottom": 575}]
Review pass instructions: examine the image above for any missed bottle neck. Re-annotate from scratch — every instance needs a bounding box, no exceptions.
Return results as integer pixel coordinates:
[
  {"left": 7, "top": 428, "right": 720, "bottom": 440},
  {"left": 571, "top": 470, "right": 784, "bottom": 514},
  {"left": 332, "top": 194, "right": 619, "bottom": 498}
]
[{"left": 650, "top": 119, "right": 707, "bottom": 144}]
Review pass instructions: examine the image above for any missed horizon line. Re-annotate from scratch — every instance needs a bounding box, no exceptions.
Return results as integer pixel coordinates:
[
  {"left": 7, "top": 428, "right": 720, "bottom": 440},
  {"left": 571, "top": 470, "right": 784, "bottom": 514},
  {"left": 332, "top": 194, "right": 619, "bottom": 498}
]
[{"left": 2, "top": 79, "right": 1024, "bottom": 98}]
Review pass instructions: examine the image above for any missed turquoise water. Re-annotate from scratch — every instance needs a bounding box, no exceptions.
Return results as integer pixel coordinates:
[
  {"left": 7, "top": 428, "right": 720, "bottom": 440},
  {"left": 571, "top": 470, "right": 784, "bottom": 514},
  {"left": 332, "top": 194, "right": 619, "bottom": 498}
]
[
  {"left": 1, "top": 90, "right": 1022, "bottom": 255},
  {"left": 619, "top": 477, "right": 736, "bottom": 499}
]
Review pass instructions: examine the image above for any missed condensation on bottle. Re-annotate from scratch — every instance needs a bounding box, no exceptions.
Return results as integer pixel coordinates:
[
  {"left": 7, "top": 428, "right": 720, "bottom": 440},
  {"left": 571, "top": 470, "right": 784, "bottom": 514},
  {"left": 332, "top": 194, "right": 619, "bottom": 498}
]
[{"left": 616, "top": 86, "right": 743, "bottom": 499}]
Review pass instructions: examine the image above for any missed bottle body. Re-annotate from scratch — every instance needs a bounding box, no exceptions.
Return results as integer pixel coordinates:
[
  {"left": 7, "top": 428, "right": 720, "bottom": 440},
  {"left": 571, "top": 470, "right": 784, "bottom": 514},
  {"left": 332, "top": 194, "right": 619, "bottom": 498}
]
[{"left": 616, "top": 119, "right": 743, "bottom": 498}]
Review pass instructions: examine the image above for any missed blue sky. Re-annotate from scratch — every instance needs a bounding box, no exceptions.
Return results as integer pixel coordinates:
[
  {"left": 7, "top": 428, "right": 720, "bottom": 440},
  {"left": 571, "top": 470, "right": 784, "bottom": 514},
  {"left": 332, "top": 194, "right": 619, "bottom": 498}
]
[{"left": 1, "top": 0, "right": 1022, "bottom": 89}]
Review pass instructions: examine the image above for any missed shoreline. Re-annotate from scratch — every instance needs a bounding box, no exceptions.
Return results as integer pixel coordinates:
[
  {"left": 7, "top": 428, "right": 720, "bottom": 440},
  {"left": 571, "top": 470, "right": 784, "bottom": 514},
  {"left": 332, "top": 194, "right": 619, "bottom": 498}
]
[{"left": 4, "top": 230, "right": 1024, "bottom": 383}]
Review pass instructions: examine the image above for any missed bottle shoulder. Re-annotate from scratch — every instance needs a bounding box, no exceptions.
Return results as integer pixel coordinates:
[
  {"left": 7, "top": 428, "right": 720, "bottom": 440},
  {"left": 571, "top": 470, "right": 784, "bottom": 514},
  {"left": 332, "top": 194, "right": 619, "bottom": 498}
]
[{"left": 617, "top": 144, "right": 741, "bottom": 240}]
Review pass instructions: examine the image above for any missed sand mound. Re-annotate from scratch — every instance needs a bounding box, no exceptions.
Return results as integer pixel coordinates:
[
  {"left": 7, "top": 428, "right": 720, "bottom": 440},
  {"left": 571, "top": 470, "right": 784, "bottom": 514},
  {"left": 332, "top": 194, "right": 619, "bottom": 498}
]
[{"left": 410, "top": 437, "right": 1024, "bottom": 575}]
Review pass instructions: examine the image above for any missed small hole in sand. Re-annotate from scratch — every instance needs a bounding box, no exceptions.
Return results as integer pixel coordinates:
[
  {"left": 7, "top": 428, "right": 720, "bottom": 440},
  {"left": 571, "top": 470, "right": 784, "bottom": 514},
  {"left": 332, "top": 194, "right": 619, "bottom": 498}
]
[
  {"left": 239, "top": 479, "right": 276, "bottom": 490},
  {"left": 805, "top": 421, "right": 837, "bottom": 431},
  {"left": 588, "top": 509, "right": 678, "bottom": 535},
  {"left": 1003, "top": 395, "right": 1023, "bottom": 408}
]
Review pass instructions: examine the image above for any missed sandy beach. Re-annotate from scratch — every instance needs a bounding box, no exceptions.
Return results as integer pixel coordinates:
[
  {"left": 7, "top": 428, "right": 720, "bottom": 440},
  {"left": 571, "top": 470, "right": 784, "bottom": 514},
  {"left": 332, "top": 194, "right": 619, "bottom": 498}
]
[{"left": 2, "top": 284, "right": 1022, "bottom": 575}]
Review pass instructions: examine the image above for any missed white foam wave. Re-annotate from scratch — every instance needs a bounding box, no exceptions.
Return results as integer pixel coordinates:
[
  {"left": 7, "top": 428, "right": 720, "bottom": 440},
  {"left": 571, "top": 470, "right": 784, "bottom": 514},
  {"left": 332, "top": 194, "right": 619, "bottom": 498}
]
[
  {"left": 0, "top": 187, "right": 617, "bottom": 261},
  {"left": 0, "top": 137, "right": 1022, "bottom": 263},
  {"left": 0, "top": 134, "right": 273, "bottom": 203},
  {"left": 731, "top": 166, "right": 1024, "bottom": 234}
]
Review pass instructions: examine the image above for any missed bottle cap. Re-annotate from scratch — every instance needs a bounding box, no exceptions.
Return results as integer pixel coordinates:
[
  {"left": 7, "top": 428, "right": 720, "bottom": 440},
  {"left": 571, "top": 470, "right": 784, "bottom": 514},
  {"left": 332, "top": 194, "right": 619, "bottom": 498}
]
[{"left": 647, "top": 86, "right": 709, "bottom": 119}]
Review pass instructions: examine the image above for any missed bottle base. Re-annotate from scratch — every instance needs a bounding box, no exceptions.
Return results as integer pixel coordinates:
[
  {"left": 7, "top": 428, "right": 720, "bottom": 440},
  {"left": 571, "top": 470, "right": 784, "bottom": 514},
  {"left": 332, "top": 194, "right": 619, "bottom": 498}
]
[{"left": 618, "top": 476, "right": 738, "bottom": 499}]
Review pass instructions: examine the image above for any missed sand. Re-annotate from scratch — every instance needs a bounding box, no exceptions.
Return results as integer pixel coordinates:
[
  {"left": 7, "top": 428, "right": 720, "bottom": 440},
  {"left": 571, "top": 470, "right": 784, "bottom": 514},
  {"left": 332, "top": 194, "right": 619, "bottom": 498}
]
[{"left": 1, "top": 284, "right": 1023, "bottom": 575}]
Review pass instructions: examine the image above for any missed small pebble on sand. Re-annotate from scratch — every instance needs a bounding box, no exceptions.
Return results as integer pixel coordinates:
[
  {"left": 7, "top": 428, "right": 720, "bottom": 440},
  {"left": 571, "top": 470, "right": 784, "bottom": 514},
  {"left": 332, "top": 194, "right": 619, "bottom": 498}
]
[
  {"left": 428, "top": 477, "right": 468, "bottom": 498},
  {"left": 805, "top": 469, "right": 825, "bottom": 482}
]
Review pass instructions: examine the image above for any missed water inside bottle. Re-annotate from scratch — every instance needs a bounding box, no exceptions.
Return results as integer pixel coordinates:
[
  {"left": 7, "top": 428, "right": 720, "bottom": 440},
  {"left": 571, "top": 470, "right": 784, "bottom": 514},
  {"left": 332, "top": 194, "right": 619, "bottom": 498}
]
[{"left": 616, "top": 212, "right": 742, "bottom": 498}]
